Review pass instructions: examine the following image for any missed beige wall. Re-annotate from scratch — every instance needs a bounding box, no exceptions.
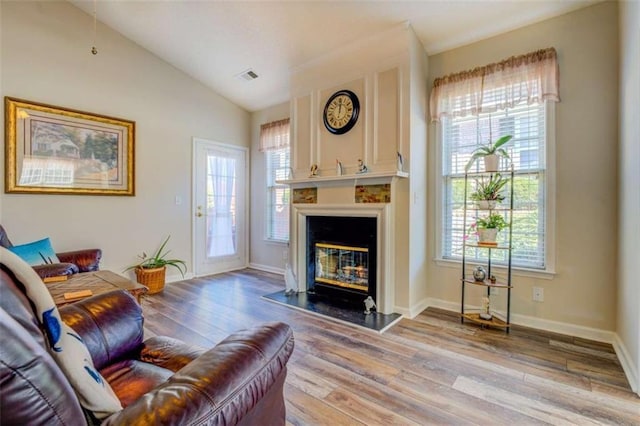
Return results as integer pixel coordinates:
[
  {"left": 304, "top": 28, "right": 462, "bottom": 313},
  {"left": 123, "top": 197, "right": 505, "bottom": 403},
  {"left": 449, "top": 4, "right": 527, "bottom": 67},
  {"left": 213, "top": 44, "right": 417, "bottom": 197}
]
[
  {"left": 427, "top": 2, "right": 620, "bottom": 332},
  {"left": 617, "top": 0, "right": 640, "bottom": 394},
  {"left": 250, "top": 102, "right": 290, "bottom": 272},
  {"left": 0, "top": 1, "right": 250, "bottom": 279}
]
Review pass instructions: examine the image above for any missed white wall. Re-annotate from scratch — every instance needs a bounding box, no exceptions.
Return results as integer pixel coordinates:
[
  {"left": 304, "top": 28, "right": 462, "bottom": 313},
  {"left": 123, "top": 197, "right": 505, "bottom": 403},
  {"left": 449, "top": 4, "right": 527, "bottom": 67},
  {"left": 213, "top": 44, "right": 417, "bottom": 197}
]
[
  {"left": 617, "top": 0, "right": 640, "bottom": 395},
  {"left": 427, "top": 2, "right": 620, "bottom": 334},
  {"left": 0, "top": 1, "right": 250, "bottom": 280},
  {"left": 249, "top": 101, "right": 290, "bottom": 273}
]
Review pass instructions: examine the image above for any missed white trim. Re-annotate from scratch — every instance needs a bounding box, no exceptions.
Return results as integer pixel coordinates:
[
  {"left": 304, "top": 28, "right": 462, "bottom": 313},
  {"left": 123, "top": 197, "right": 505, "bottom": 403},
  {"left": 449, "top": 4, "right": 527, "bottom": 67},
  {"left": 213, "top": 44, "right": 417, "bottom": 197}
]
[
  {"left": 426, "top": 297, "right": 616, "bottom": 343},
  {"left": 248, "top": 263, "right": 285, "bottom": 275},
  {"left": 291, "top": 203, "right": 394, "bottom": 314},
  {"left": 434, "top": 257, "right": 557, "bottom": 280},
  {"left": 426, "top": 297, "right": 460, "bottom": 313},
  {"left": 165, "top": 272, "right": 195, "bottom": 284},
  {"left": 277, "top": 170, "right": 408, "bottom": 185},
  {"left": 395, "top": 296, "right": 431, "bottom": 319},
  {"left": 544, "top": 102, "right": 557, "bottom": 273},
  {"left": 192, "top": 264, "right": 248, "bottom": 278},
  {"left": 434, "top": 121, "right": 445, "bottom": 262},
  {"left": 612, "top": 333, "right": 639, "bottom": 393}
]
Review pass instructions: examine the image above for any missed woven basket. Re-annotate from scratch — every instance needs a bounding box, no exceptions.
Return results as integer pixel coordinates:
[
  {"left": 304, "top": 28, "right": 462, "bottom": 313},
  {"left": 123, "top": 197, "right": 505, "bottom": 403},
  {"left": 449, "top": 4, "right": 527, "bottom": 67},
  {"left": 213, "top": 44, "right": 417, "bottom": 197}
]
[{"left": 135, "top": 266, "right": 166, "bottom": 294}]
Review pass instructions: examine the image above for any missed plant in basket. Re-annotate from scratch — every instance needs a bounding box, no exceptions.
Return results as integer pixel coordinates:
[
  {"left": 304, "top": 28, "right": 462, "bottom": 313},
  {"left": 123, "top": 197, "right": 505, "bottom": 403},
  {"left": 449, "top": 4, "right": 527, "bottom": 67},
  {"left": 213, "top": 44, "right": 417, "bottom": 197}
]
[
  {"left": 125, "top": 236, "right": 186, "bottom": 294},
  {"left": 469, "top": 173, "right": 509, "bottom": 209}
]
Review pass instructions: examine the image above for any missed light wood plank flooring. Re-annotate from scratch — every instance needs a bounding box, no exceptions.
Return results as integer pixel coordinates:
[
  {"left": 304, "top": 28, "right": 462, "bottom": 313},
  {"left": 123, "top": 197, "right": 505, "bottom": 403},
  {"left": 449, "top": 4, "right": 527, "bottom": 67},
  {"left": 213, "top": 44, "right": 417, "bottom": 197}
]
[{"left": 140, "top": 269, "right": 639, "bottom": 425}]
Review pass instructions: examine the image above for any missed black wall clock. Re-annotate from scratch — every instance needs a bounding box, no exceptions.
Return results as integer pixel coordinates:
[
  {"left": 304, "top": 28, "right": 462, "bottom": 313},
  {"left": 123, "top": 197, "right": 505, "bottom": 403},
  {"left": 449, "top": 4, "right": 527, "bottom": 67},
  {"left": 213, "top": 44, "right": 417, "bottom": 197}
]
[{"left": 323, "top": 90, "right": 360, "bottom": 135}]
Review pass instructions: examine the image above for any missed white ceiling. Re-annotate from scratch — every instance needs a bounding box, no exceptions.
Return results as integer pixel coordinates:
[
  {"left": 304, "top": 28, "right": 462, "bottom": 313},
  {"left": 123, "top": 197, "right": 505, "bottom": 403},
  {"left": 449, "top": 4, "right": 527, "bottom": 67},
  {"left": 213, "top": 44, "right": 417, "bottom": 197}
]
[{"left": 69, "top": 0, "right": 599, "bottom": 112}]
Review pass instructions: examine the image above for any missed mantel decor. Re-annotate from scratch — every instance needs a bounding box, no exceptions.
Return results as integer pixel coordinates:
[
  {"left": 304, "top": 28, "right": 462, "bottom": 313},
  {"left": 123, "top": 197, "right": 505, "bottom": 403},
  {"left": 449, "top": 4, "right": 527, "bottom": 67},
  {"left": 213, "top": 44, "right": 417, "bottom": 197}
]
[{"left": 5, "top": 97, "right": 135, "bottom": 195}]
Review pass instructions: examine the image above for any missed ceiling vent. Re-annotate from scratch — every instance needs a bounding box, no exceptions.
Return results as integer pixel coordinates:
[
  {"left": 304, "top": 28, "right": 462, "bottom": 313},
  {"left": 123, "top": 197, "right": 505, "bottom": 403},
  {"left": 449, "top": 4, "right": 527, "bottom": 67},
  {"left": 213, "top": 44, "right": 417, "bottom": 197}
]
[{"left": 236, "top": 69, "right": 259, "bottom": 81}]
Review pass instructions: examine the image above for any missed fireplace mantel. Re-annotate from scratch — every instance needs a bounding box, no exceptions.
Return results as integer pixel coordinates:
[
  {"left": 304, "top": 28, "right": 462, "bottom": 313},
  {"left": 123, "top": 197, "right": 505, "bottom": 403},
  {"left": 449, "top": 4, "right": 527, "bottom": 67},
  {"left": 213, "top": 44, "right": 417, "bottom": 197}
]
[
  {"left": 290, "top": 203, "right": 396, "bottom": 314},
  {"left": 278, "top": 170, "right": 408, "bottom": 188}
]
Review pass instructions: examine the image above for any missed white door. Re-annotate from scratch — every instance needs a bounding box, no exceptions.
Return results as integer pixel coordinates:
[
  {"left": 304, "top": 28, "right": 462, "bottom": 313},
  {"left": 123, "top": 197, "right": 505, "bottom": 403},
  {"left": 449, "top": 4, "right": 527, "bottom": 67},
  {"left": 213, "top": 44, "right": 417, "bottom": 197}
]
[{"left": 193, "top": 138, "right": 248, "bottom": 276}]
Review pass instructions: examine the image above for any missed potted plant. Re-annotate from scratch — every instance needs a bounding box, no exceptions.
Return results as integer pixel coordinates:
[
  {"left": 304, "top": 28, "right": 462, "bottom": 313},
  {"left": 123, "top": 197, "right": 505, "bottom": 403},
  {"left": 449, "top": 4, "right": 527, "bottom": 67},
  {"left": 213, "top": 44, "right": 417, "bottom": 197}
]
[
  {"left": 125, "top": 236, "right": 186, "bottom": 294},
  {"left": 468, "top": 213, "right": 509, "bottom": 245},
  {"left": 465, "top": 134, "right": 513, "bottom": 172},
  {"left": 470, "top": 173, "right": 508, "bottom": 209}
]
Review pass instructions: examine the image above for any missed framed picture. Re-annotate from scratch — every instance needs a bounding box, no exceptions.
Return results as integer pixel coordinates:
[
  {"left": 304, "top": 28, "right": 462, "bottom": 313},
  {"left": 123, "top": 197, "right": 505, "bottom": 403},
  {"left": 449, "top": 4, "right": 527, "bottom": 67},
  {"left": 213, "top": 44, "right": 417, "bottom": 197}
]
[{"left": 5, "top": 97, "right": 135, "bottom": 195}]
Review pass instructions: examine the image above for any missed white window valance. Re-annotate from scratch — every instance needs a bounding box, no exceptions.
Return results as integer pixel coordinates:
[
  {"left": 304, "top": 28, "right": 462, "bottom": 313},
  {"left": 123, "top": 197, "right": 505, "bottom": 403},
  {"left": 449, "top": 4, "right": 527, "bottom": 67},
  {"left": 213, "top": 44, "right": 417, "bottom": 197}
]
[
  {"left": 430, "top": 48, "right": 560, "bottom": 122},
  {"left": 259, "top": 118, "right": 290, "bottom": 152}
]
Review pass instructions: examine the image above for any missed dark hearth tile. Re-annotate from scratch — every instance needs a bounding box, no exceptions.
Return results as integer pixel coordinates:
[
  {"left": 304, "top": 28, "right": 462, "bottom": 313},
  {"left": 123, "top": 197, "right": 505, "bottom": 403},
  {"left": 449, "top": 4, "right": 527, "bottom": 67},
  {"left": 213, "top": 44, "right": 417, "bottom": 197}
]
[{"left": 262, "top": 290, "right": 401, "bottom": 333}]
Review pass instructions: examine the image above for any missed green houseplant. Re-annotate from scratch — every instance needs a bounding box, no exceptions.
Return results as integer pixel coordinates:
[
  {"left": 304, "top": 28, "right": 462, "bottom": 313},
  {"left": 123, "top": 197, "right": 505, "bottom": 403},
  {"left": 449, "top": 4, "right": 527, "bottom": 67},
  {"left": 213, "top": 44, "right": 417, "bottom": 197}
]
[
  {"left": 125, "top": 236, "right": 186, "bottom": 294},
  {"left": 470, "top": 173, "right": 509, "bottom": 209},
  {"left": 465, "top": 135, "right": 513, "bottom": 172},
  {"left": 468, "top": 213, "right": 509, "bottom": 244}
]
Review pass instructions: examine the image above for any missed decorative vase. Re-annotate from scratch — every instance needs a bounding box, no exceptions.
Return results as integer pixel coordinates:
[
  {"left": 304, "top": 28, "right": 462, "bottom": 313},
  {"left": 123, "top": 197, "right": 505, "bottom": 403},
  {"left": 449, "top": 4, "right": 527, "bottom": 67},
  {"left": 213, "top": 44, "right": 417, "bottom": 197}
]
[
  {"left": 473, "top": 266, "right": 487, "bottom": 282},
  {"left": 476, "top": 200, "right": 497, "bottom": 210},
  {"left": 483, "top": 154, "right": 499, "bottom": 172},
  {"left": 135, "top": 266, "right": 166, "bottom": 294},
  {"left": 477, "top": 228, "right": 498, "bottom": 244}
]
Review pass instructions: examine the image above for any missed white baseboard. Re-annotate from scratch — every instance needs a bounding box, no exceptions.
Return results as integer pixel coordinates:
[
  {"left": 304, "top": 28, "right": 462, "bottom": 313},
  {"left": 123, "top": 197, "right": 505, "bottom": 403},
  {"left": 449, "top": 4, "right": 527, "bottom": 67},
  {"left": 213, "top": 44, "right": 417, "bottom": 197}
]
[
  {"left": 166, "top": 272, "right": 194, "bottom": 283},
  {"left": 395, "top": 297, "right": 432, "bottom": 319},
  {"left": 248, "top": 262, "right": 285, "bottom": 275},
  {"left": 612, "top": 333, "right": 639, "bottom": 394},
  {"left": 425, "top": 297, "right": 616, "bottom": 343}
]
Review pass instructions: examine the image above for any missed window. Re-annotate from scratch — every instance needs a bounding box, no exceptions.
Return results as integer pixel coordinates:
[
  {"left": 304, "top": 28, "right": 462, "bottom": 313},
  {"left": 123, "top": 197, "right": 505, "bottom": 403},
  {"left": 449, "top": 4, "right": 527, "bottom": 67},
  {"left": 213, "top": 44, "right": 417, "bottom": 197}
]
[
  {"left": 266, "top": 147, "right": 290, "bottom": 241},
  {"left": 260, "top": 118, "right": 290, "bottom": 242},
  {"left": 441, "top": 103, "right": 549, "bottom": 269},
  {"left": 431, "top": 48, "right": 559, "bottom": 271}
]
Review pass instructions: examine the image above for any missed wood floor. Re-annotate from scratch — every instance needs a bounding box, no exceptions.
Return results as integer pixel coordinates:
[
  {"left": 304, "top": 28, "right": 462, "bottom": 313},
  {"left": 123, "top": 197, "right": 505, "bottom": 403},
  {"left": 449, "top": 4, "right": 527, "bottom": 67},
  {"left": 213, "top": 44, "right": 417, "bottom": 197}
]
[{"left": 140, "top": 269, "right": 639, "bottom": 425}]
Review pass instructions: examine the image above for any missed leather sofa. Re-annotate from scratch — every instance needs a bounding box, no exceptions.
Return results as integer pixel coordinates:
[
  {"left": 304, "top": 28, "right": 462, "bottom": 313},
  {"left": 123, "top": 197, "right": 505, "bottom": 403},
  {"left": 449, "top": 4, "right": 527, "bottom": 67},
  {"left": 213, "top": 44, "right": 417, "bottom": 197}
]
[
  {"left": 0, "top": 224, "right": 102, "bottom": 278},
  {"left": 0, "top": 266, "right": 295, "bottom": 425}
]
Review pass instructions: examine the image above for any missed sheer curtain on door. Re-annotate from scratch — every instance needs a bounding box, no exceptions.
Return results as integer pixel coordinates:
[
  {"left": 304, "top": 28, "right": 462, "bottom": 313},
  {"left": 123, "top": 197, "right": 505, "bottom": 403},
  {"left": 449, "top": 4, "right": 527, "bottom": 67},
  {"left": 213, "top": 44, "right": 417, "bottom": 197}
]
[{"left": 207, "top": 154, "right": 236, "bottom": 257}]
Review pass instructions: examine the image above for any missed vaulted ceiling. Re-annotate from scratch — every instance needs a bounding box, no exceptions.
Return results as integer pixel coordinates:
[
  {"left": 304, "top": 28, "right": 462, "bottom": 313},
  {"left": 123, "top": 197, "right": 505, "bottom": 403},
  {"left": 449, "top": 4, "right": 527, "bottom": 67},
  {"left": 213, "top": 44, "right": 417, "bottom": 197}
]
[{"left": 69, "top": 0, "right": 600, "bottom": 112}]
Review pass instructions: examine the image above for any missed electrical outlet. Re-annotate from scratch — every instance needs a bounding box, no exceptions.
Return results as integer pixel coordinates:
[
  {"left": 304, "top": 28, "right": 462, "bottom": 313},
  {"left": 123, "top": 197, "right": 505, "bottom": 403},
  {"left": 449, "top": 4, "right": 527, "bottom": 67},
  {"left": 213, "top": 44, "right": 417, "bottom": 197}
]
[
  {"left": 533, "top": 287, "right": 544, "bottom": 302},
  {"left": 282, "top": 250, "right": 288, "bottom": 261},
  {"left": 490, "top": 286, "right": 499, "bottom": 295}
]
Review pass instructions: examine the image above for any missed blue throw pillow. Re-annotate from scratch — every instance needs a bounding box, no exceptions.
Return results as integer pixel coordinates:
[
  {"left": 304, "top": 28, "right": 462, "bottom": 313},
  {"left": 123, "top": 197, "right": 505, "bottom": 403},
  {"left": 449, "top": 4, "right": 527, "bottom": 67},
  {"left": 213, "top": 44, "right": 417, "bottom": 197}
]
[{"left": 8, "top": 237, "right": 60, "bottom": 266}]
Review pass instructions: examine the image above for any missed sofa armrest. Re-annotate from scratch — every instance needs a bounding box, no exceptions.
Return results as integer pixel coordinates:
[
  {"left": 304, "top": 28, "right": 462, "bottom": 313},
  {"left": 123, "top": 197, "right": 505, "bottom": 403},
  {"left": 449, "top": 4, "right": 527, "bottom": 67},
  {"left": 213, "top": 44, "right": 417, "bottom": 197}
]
[
  {"left": 140, "top": 336, "right": 206, "bottom": 372},
  {"left": 57, "top": 248, "right": 102, "bottom": 272},
  {"left": 59, "top": 290, "right": 144, "bottom": 370},
  {"left": 33, "top": 263, "right": 79, "bottom": 278},
  {"left": 103, "top": 322, "right": 294, "bottom": 426}
]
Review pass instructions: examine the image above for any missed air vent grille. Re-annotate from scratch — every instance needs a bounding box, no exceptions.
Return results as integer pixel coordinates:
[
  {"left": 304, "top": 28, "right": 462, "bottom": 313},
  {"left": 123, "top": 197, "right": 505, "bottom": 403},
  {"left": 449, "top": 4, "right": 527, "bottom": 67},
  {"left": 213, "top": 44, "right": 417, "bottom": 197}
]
[{"left": 236, "top": 69, "right": 259, "bottom": 81}]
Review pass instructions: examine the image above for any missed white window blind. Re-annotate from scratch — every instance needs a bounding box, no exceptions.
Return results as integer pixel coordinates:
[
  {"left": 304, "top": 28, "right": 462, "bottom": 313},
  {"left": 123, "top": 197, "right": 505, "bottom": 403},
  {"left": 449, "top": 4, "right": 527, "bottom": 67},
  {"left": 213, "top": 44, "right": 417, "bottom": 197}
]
[
  {"left": 266, "top": 148, "right": 290, "bottom": 241},
  {"left": 433, "top": 48, "right": 558, "bottom": 271},
  {"left": 260, "top": 118, "right": 291, "bottom": 242},
  {"left": 442, "top": 102, "right": 547, "bottom": 269}
]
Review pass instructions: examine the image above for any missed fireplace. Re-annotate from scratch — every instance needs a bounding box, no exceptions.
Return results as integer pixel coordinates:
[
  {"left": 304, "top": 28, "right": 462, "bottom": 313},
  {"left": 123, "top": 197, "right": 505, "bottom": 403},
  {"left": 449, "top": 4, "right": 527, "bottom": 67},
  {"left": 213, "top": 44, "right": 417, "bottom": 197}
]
[{"left": 306, "top": 216, "right": 377, "bottom": 304}]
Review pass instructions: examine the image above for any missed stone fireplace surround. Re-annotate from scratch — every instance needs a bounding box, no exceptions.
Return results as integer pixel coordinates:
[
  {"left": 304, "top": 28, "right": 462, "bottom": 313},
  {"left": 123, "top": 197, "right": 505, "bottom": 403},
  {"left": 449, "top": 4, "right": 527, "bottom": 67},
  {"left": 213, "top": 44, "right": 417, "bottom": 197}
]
[{"left": 291, "top": 202, "right": 395, "bottom": 314}]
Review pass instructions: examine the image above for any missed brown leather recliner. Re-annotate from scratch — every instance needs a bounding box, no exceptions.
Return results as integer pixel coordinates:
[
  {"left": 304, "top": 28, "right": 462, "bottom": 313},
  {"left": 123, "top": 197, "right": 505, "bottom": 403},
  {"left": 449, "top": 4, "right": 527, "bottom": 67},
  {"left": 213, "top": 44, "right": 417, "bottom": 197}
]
[
  {"left": 0, "top": 224, "right": 102, "bottom": 278},
  {"left": 0, "top": 266, "right": 295, "bottom": 425}
]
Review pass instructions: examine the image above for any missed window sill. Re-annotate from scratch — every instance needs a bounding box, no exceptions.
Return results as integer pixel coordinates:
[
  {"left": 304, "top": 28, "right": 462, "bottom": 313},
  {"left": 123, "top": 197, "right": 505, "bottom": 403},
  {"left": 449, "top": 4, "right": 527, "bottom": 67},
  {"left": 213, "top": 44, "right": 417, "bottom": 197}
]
[
  {"left": 433, "top": 257, "right": 556, "bottom": 280},
  {"left": 264, "top": 238, "right": 289, "bottom": 245}
]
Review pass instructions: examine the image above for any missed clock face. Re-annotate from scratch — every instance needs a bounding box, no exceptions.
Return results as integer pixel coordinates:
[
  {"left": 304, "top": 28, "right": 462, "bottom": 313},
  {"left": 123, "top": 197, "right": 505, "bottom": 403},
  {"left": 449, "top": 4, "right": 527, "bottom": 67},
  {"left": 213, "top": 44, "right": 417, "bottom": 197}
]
[{"left": 323, "top": 90, "right": 360, "bottom": 135}]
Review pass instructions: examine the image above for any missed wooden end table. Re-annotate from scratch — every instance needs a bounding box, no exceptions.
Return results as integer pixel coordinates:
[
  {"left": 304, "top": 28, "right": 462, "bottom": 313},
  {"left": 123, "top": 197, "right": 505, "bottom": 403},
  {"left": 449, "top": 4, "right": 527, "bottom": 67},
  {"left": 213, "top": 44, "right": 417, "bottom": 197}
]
[{"left": 46, "top": 270, "right": 148, "bottom": 307}]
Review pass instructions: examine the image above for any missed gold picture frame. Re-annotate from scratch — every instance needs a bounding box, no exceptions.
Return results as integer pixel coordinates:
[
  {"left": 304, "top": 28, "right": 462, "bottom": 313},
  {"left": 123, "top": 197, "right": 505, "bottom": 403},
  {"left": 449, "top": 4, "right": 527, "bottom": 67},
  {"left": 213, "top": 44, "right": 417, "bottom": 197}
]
[{"left": 5, "top": 97, "right": 135, "bottom": 195}]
